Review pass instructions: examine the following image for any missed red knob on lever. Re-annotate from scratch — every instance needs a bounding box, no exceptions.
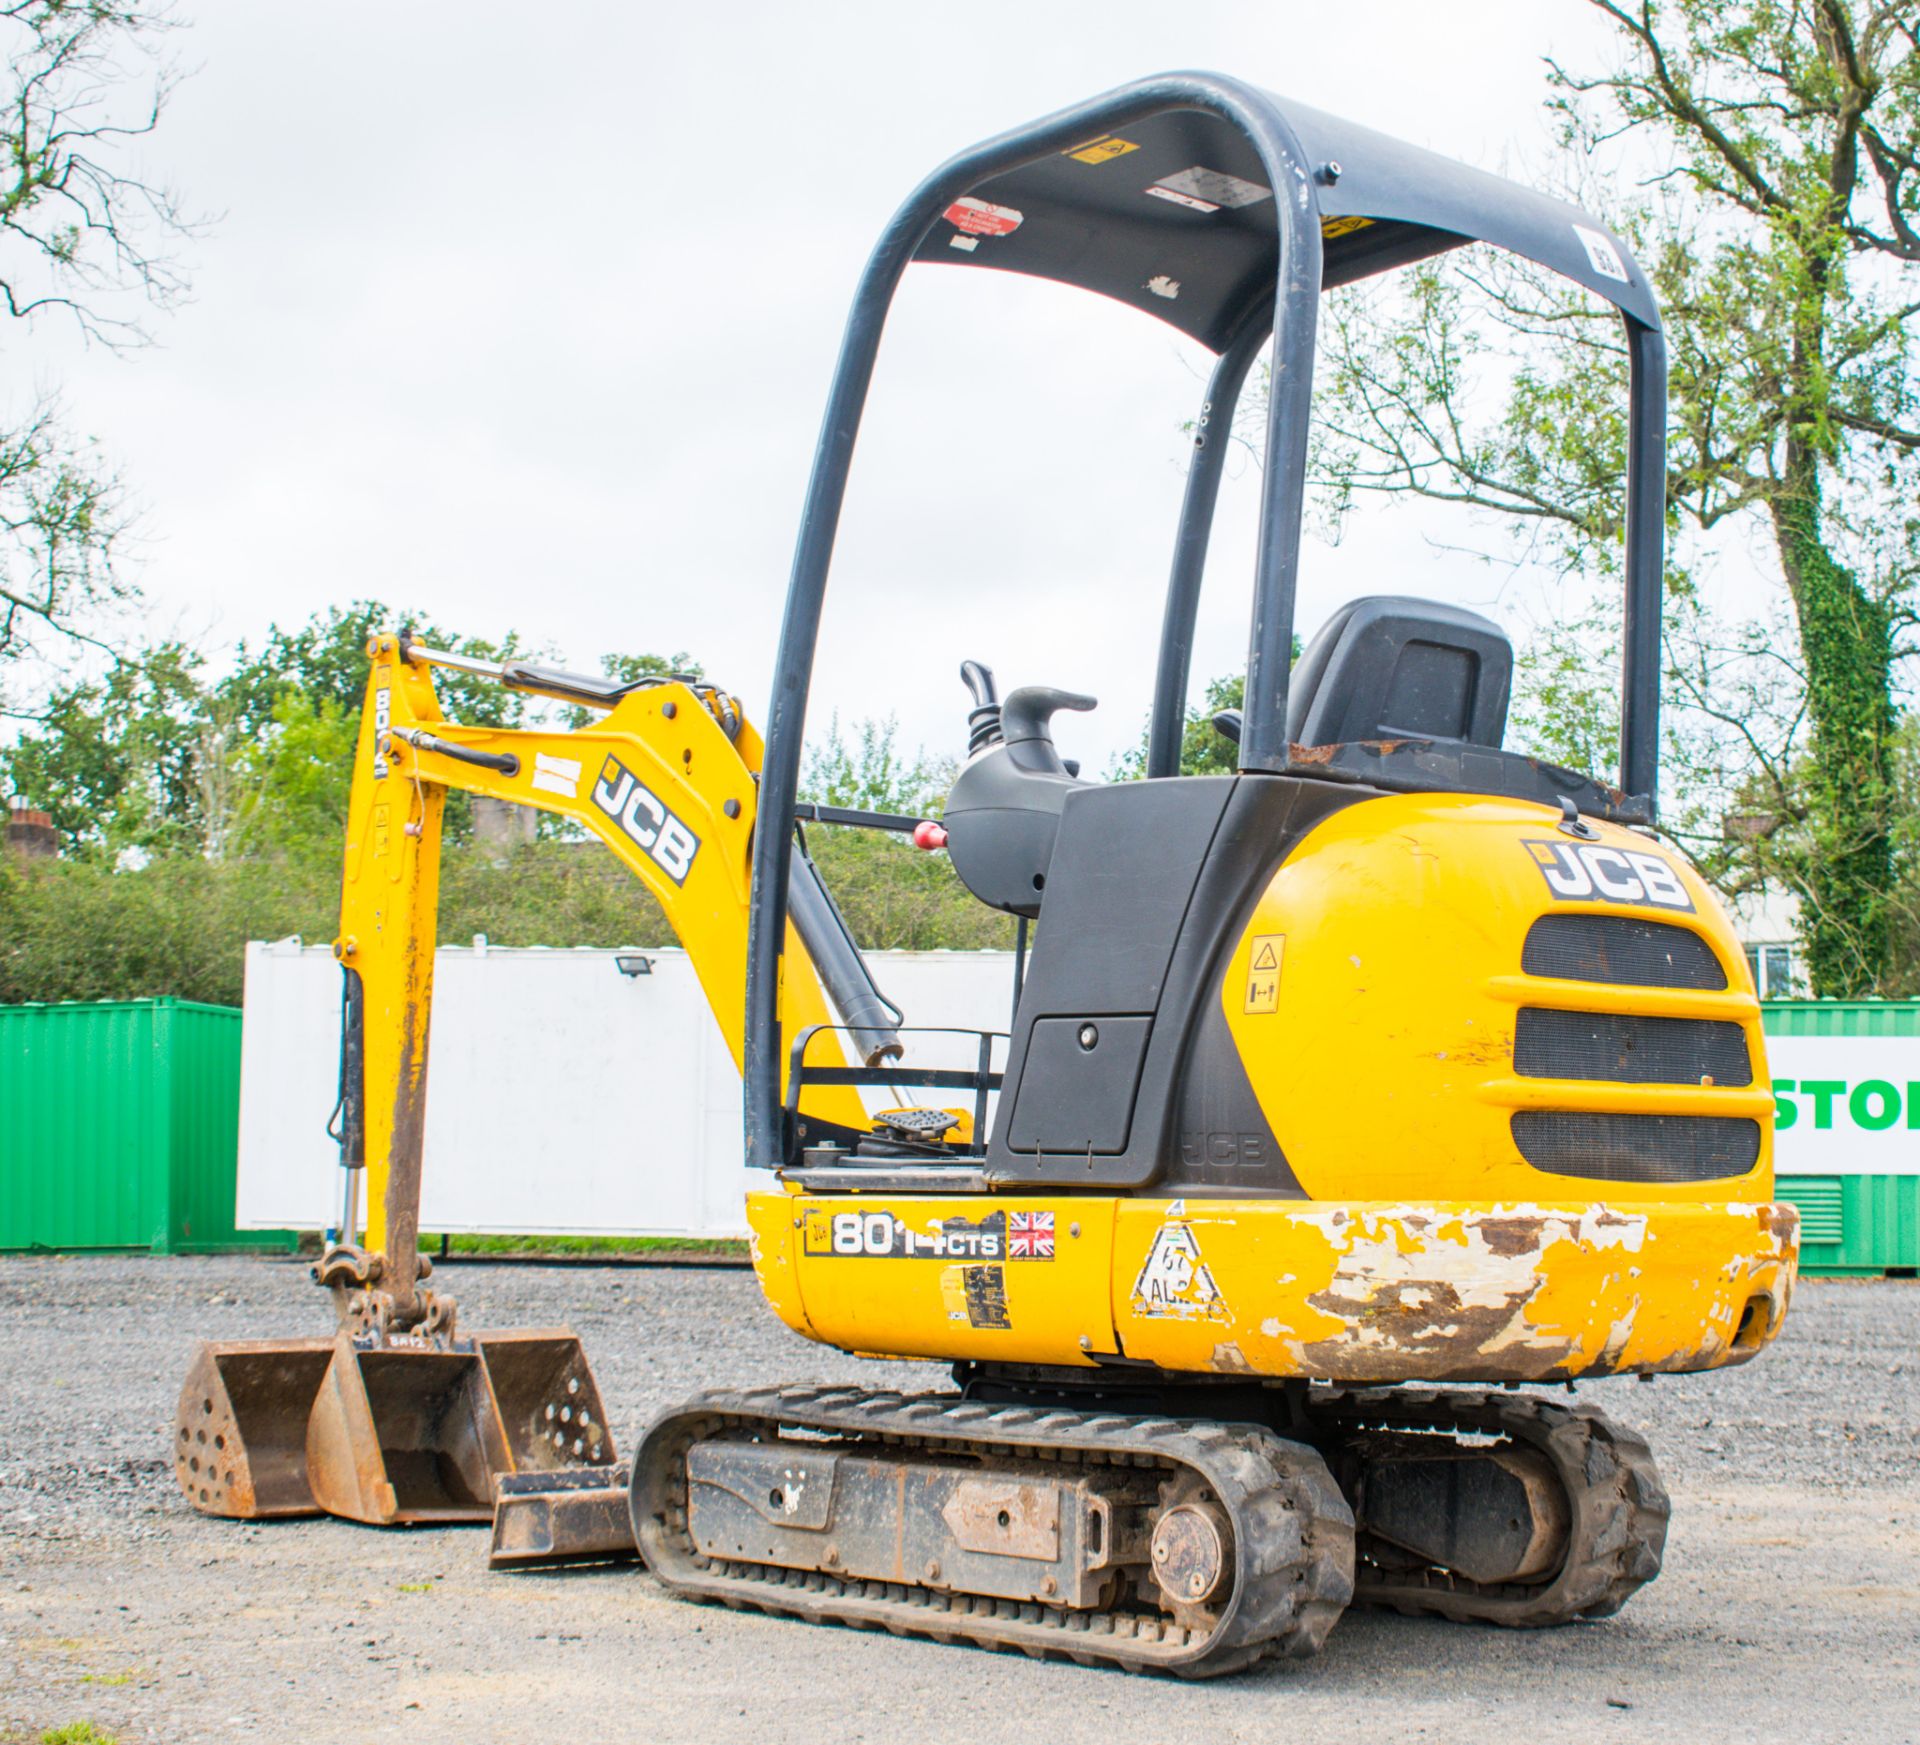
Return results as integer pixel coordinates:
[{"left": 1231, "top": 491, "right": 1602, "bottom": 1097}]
[{"left": 912, "top": 820, "right": 948, "bottom": 851}]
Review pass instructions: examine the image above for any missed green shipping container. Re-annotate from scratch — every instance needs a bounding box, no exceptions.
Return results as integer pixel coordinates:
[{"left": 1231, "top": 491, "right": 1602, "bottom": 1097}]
[
  {"left": 0, "top": 998, "right": 294, "bottom": 1254},
  {"left": 1764, "top": 1000, "right": 1920, "bottom": 1279}
]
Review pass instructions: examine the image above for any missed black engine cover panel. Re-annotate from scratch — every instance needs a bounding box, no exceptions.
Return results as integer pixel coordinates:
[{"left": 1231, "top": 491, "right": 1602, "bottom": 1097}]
[{"left": 986, "top": 773, "right": 1369, "bottom": 1191}]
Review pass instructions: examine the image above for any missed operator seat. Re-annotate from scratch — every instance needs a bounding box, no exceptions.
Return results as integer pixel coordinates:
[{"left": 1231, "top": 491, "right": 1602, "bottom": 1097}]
[
  {"left": 1287, "top": 595, "right": 1513, "bottom": 748},
  {"left": 1214, "top": 596, "right": 1514, "bottom": 752}
]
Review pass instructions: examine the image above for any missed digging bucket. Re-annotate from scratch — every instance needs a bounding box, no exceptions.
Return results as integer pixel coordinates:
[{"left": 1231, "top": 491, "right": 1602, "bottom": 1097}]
[
  {"left": 299, "top": 1327, "right": 614, "bottom": 1526},
  {"left": 177, "top": 1326, "right": 615, "bottom": 1527},
  {"left": 175, "top": 1338, "right": 335, "bottom": 1518}
]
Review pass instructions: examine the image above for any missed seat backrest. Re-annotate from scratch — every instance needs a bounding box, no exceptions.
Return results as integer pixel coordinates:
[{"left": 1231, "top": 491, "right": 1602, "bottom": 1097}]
[{"left": 1287, "top": 595, "right": 1512, "bottom": 749}]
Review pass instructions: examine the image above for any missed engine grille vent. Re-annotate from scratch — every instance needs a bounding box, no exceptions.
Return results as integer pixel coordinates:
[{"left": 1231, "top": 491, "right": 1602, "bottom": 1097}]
[
  {"left": 1511, "top": 1111, "right": 1761, "bottom": 1183},
  {"left": 1521, "top": 914, "right": 1726, "bottom": 990},
  {"left": 1514, "top": 1008, "right": 1752, "bottom": 1086}
]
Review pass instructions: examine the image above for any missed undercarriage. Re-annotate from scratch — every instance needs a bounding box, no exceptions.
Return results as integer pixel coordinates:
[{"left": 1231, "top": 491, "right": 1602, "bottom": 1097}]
[{"left": 596, "top": 1370, "right": 1669, "bottom": 1675}]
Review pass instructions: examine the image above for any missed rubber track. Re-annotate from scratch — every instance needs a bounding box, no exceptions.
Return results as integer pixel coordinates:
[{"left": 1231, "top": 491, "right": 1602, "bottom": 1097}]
[
  {"left": 1307, "top": 1387, "right": 1670, "bottom": 1627},
  {"left": 631, "top": 1385, "right": 1355, "bottom": 1676}
]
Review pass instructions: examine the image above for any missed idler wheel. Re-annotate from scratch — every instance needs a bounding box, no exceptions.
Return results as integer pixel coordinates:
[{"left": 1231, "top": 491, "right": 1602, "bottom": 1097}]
[{"left": 1150, "top": 1477, "right": 1235, "bottom": 1621}]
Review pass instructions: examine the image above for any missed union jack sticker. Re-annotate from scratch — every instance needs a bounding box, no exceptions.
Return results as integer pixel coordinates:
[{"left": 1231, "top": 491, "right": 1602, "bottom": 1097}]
[{"left": 1008, "top": 1210, "right": 1055, "bottom": 1261}]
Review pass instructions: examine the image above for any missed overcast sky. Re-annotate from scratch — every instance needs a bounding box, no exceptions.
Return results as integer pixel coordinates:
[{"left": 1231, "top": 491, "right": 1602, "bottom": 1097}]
[{"left": 42, "top": 0, "right": 1628, "bottom": 774}]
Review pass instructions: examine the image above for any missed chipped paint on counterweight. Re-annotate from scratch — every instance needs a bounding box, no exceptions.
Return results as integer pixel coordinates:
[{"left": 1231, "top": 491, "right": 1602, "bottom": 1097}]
[{"left": 1109, "top": 1198, "right": 1799, "bottom": 1384}]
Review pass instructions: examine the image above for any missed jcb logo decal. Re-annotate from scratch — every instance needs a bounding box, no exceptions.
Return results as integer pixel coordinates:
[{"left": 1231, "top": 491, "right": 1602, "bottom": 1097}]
[
  {"left": 593, "top": 757, "right": 700, "bottom": 884},
  {"left": 1524, "top": 840, "right": 1693, "bottom": 912}
]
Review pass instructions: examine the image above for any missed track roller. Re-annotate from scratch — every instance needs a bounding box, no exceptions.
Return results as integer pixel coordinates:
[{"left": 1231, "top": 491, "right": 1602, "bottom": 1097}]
[
  {"left": 1311, "top": 1387, "right": 1670, "bottom": 1627},
  {"left": 631, "top": 1385, "right": 1355, "bottom": 1675}
]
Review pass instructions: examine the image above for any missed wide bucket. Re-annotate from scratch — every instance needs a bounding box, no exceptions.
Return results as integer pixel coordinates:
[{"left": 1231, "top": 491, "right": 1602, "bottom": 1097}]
[
  {"left": 302, "top": 1326, "right": 615, "bottom": 1526},
  {"left": 178, "top": 1327, "right": 615, "bottom": 1527},
  {"left": 175, "top": 1339, "right": 336, "bottom": 1518}
]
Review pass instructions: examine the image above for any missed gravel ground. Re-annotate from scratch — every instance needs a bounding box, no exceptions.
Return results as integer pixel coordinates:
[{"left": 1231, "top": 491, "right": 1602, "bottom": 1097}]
[{"left": 1, "top": 1256, "right": 1915, "bottom": 1745}]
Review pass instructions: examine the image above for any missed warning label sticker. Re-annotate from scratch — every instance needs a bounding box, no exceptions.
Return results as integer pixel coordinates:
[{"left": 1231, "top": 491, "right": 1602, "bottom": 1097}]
[
  {"left": 1146, "top": 184, "right": 1219, "bottom": 214},
  {"left": 1244, "top": 933, "right": 1284, "bottom": 1014},
  {"left": 1320, "top": 214, "right": 1376, "bottom": 239},
  {"left": 1066, "top": 135, "right": 1139, "bottom": 165},
  {"left": 1131, "top": 1223, "right": 1229, "bottom": 1322},
  {"left": 945, "top": 196, "right": 1024, "bottom": 239},
  {"left": 1573, "top": 223, "right": 1629, "bottom": 284},
  {"left": 1149, "top": 165, "right": 1272, "bottom": 210}
]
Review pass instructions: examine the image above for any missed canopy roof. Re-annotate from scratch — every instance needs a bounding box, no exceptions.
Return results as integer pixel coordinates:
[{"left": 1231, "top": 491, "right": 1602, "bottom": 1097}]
[{"left": 911, "top": 86, "right": 1660, "bottom": 350}]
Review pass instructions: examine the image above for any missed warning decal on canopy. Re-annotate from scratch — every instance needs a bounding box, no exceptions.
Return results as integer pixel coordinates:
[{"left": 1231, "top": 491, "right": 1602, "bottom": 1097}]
[
  {"left": 945, "top": 196, "right": 1024, "bottom": 239},
  {"left": 1145, "top": 165, "right": 1273, "bottom": 214}
]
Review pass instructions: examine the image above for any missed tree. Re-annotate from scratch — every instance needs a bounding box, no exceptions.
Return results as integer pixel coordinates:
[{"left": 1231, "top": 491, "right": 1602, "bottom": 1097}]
[
  {"left": 0, "top": 602, "right": 666, "bottom": 857},
  {"left": 0, "top": 3, "right": 190, "bottom": 708},
  {"left": 797, "top": 713, "right": 1010, "bottom": 950},
  {"left": 1305, "top": 2, "right": 1920, "bottom": 996},
  {"left": 0, "top": 637, "right": 206, "bottom": 854},
  {"left": 801, "top": 712, "right": 948, "bottom": 816},
  {"left": 1112, "top": 674, "right": 1246, "bottom": 780}
]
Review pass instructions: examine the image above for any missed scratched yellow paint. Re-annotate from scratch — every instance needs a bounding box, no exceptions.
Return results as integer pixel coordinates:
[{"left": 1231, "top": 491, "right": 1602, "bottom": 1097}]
[
  {"left": 336, "top": 637, "right": 868, "bottom": 1254},
  {"left": 758, "top": 793, "right": 1796, "bottom": 1386},
  {"left": 753, "top": 1189, "right": 1796, "bottom": 1383},
  {"left": 1219, "top": 793, "right": 1773, "bottom": 1206}
]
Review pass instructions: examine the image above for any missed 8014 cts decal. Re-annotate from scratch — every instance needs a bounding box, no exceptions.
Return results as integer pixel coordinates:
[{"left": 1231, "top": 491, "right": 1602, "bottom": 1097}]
[
  {"left": 803, "top": 1208, "right": 1054, "bottom": 1261},
  {"left": 1524, "top": 839, "right": 1693, "bottom": 912}
]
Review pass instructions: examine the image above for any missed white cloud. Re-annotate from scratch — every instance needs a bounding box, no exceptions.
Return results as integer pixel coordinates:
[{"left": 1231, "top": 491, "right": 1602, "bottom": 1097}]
[{"left": 45, "top": 0, "right": 1624, "bottom": 770}]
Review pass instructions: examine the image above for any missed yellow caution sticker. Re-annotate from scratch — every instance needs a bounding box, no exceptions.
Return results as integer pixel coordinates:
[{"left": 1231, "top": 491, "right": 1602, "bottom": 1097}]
[
  {"left": 1320, "top": 214, "right": 1376, "bottom": 238},
  {"left": 1244, "top": 933, "right": 1285, "bottom": 1014},
  {"left": 1066, "top": 135, "right": 1140, "bottom": 165}
]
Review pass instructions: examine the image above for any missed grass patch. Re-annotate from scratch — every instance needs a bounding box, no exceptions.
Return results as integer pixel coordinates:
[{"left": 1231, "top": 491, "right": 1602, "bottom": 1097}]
[
  {"left": 43, "top": 1725, "right": 120, "bottom": 1745},
  {"left": 77, "top": 1672, "right": 131, "bottom": 1685},
  {"left": 421, "top": 1234, "right": 747, "bottom": 1259},
  {"left": 396, "top": 1582, "right": 432, "bottom": 1594}
]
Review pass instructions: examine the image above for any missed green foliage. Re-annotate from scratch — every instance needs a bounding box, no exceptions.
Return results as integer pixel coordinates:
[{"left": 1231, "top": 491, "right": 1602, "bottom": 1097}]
[
  {"left": 797, "top": 712, "right": 1011, "bottom": 950},
  {"left": 2, "top": 603, "right": 564, "bottom": 859},
  {"left": 0, "top": 852, "right": 333, "bottom": 1006},
  {"left": 230, "top": 688, "right": 358, "bottom": 864},
  {"left": 804, "top": 827, "right": 1014, "bottom": 952},
  {"left": 2, "top": 642, "right": 211, "bottom": 856},
  {"left": 436, "top": 840, "right": 672, "bottom": 950},
  {"left": 0, "top": 4, "right": 189, "bottom": 702},
  {"left": 40, "top": 1725, "right": 120, "bottom": 1745},
  {"left": 223, "top": 601, "right": 539, "bottom": 740},
  {"left": 1301, "top": 2, "right": 1920, "bottom": 994},
  {"left": 1508, "top": 605, "right": 1624, "bottom": 780},
  {"left": 0, "top": 839, "right": 680, "bottom": 1007},
  {"left": 802, "top": 712, "right": 949, "bottom": 816},
  {"left": 1113, "top": 673, "right": 1246, "bottom": 780},
  {"left": 0, "top": 628, "right": 1025, "bottom": 1008}
]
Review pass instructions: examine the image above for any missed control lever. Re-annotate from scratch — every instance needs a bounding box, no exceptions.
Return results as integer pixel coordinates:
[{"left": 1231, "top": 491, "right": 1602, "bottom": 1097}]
[
  {"left": 999, "top": 686, "right": 1096, "bottom": 775},
  {"left": 959, "top": 660, "right": 1003, "bottom": 755},
  {"left": 1001, "top": 686, "right": 1096, "bottom": 744}
]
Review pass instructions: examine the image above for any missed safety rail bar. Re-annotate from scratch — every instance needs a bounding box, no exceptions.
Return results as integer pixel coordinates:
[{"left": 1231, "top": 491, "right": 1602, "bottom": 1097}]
[{"left": 784, "top": 1024, "right": 1007, "bottom": 1155}]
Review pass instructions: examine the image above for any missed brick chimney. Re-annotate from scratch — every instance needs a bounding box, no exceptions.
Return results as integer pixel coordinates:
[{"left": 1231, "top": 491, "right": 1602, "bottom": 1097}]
[{"left": 6, "top": 797, "right": 58, "bottom": 859}]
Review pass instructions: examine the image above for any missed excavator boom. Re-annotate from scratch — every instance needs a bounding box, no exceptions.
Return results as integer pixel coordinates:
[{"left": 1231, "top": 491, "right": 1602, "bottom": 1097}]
[{"left": 176, "top": 631, "right": 902, "bottom": 1529}]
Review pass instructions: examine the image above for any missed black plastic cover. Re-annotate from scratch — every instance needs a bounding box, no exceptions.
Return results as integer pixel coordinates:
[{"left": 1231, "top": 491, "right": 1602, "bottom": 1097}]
[
  {"left": 1520, "top": 915, "right": 1728, "bottom": 990},
  {"left": 1288, "top": 596, "right": 1512, "bottom": 749},
  {"left": 1003, "top": 1017, "right": 1153, "bottom": 1154},
  {"left": 987, "top": 773, "right": 1360, "bottom": 1189},
  {"left": 915, "top": 82, "right": 1660, "bottom": 352}
]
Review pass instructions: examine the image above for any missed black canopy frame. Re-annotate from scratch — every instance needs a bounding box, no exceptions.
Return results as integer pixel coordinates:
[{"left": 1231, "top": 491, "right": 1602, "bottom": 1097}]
[{"left": 743, "top": 72, "right": 1669, "bottom": 1168}]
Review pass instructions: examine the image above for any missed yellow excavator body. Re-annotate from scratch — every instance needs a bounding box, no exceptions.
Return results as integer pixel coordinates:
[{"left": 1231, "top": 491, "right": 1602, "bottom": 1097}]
[
  {"left": 750, "top": 792, "right": 1794, "bottom": 1382},
  {"left": 176, "top": 69, "right": 1810, "bottom": 1677}
]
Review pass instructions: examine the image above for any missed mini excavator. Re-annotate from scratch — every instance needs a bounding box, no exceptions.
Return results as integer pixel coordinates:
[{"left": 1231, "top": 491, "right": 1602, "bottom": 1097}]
[{"left": 178, "top": 73, "right": 1799, "bottom": 1676}]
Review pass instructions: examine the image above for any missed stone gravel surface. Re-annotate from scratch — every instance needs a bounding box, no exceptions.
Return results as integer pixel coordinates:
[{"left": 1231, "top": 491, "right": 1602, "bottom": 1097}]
[{"left": 2, "top": 1256, "right": 1915, "bottom": 1744}]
